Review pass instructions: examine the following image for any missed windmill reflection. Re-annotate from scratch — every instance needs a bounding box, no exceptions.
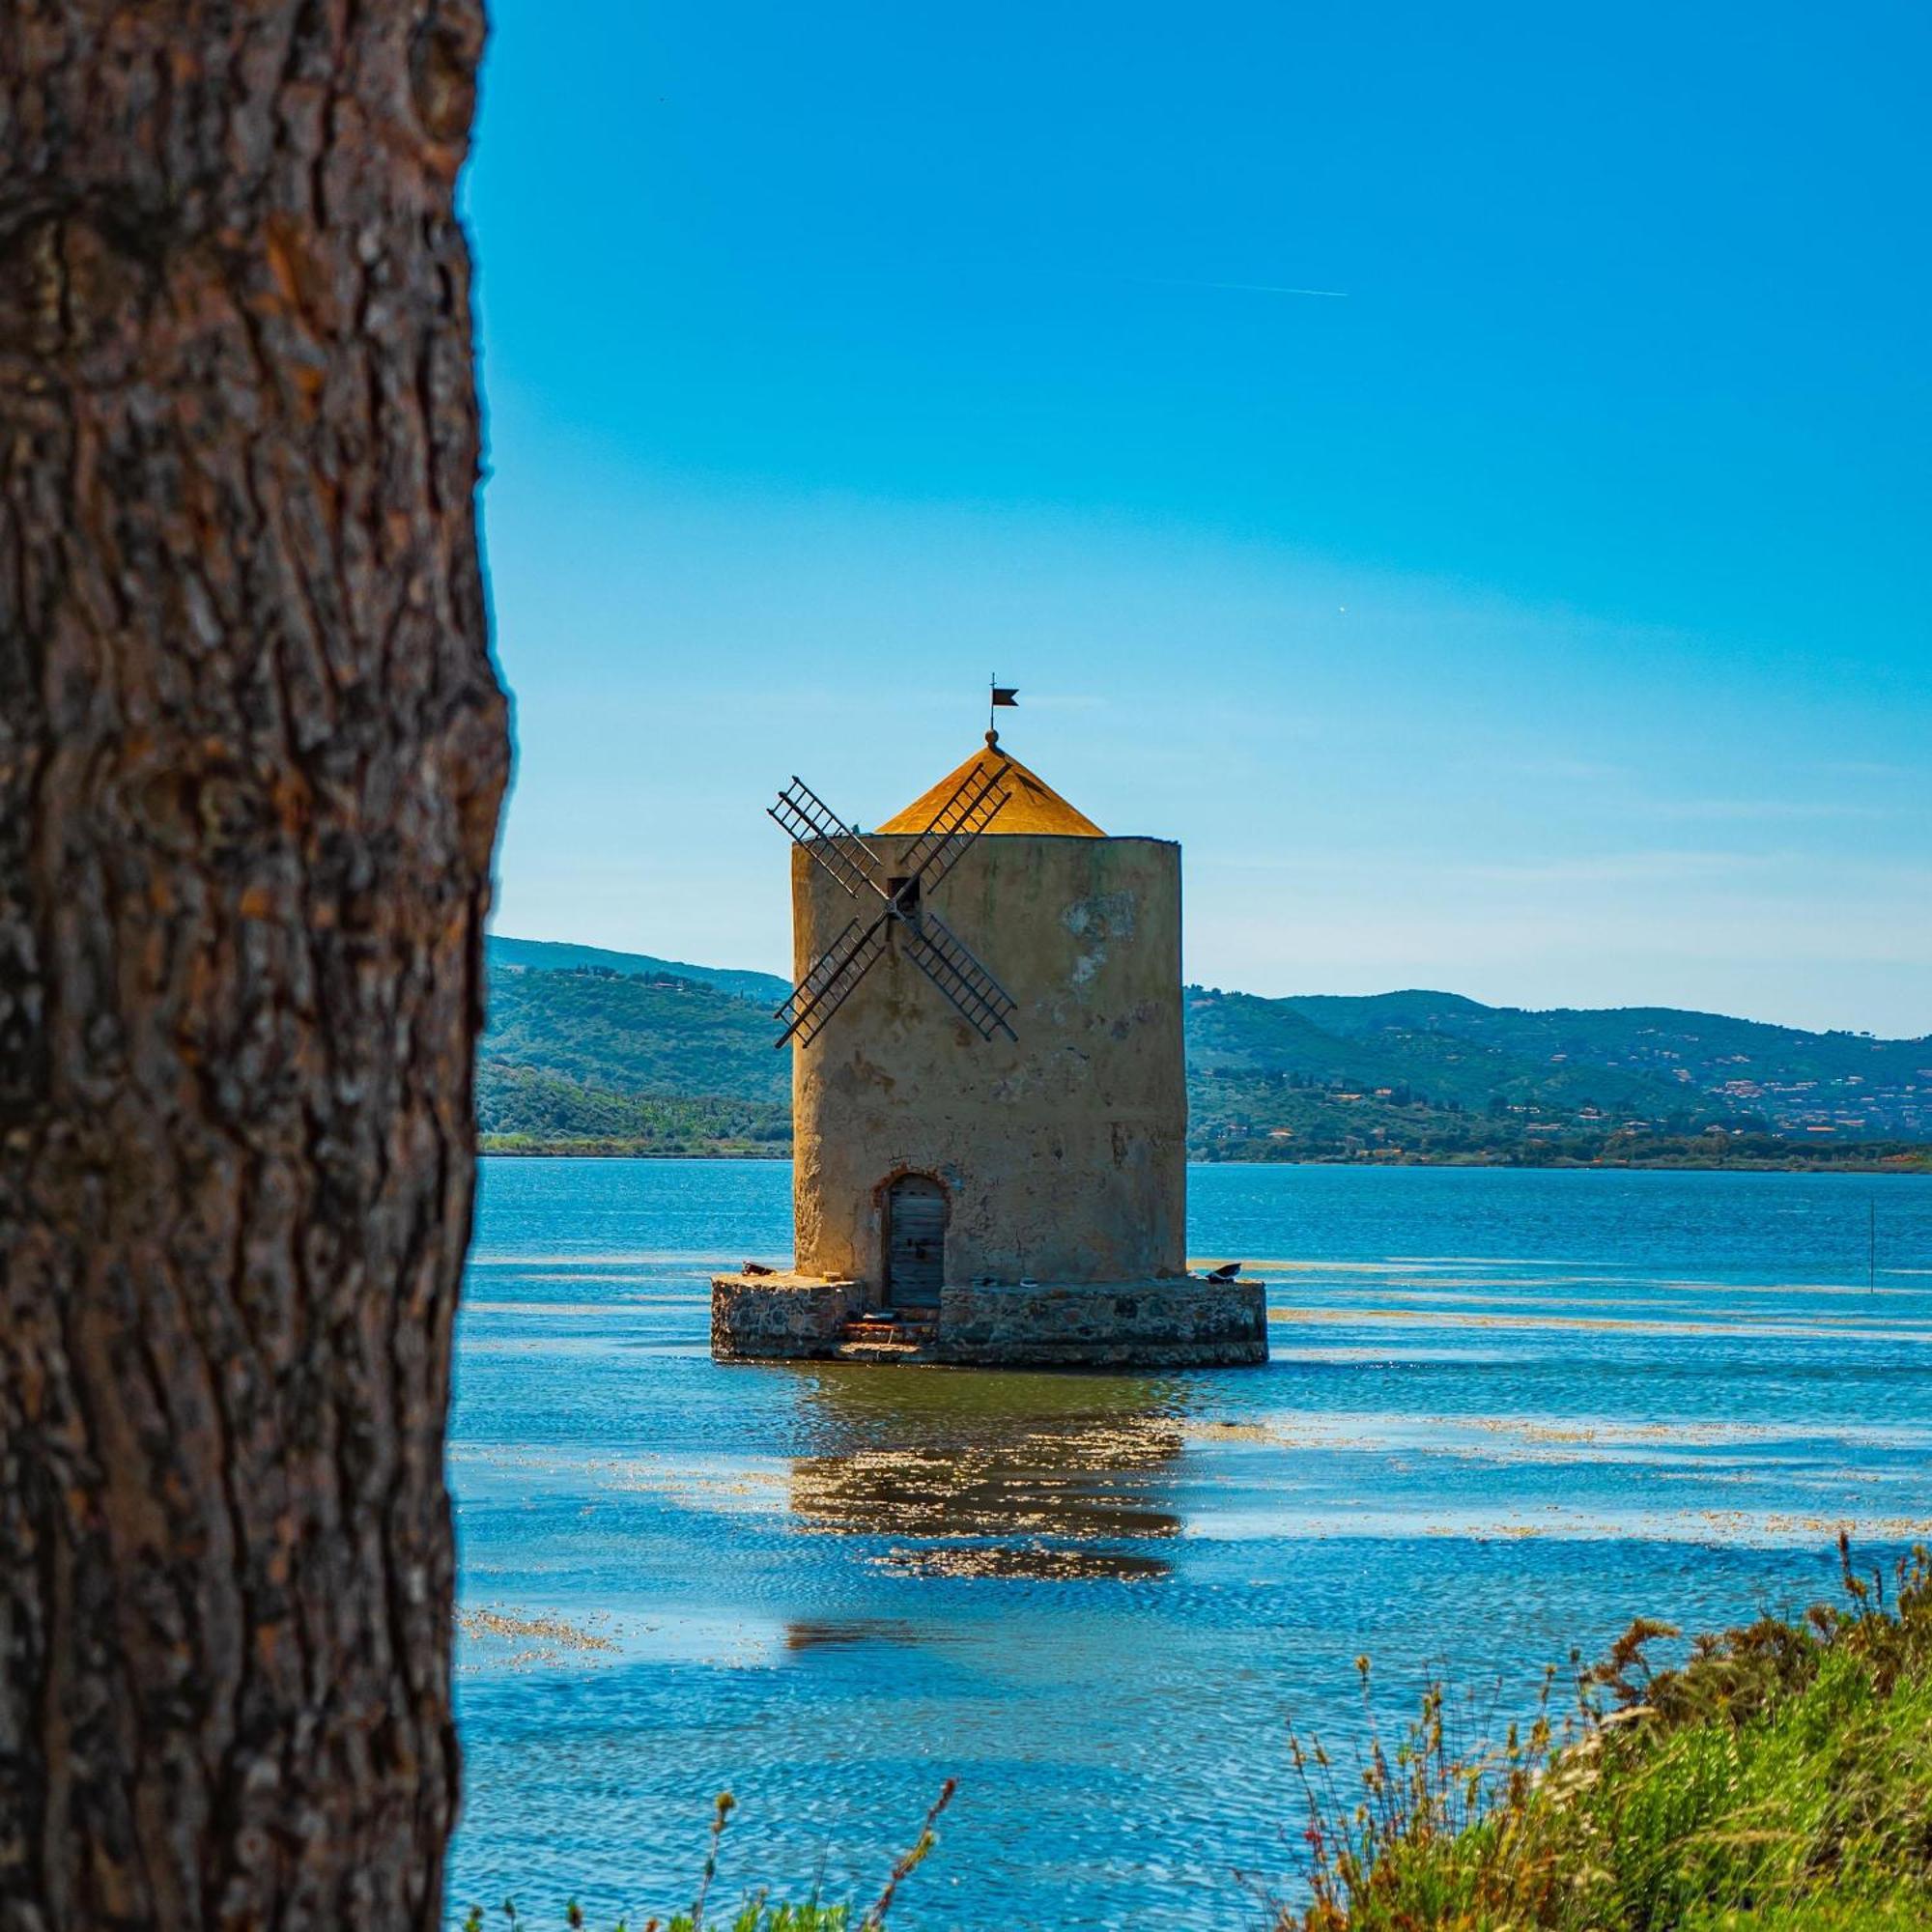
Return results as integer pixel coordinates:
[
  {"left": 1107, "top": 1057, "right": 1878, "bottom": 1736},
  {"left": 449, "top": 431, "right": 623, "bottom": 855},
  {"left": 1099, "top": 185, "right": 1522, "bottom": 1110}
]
[{"left": 784, "top": 1367, "right": 1185, "bottom": 1581}]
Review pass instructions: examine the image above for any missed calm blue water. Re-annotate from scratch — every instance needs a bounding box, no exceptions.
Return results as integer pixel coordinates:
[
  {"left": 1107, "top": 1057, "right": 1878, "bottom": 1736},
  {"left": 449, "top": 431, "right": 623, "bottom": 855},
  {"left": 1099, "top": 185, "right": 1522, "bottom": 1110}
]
[{"left": 448, "top": 1159, "right": 1932, "bottom": 1930}]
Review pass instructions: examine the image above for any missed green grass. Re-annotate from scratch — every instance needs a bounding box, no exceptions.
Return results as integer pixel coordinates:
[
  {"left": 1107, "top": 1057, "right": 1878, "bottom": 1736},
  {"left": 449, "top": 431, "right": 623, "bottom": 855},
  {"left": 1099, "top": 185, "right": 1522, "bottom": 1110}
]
[{"left": 1282, "top": 1539, "right": 1932, "bottom": 1932}]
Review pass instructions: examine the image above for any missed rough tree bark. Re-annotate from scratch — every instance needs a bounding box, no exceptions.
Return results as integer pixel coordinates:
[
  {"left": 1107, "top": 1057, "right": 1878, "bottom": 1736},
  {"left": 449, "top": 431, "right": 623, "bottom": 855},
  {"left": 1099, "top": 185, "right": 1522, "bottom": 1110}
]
[{"left": 0, "top": 4, "right": 509, "bottom": 1927}]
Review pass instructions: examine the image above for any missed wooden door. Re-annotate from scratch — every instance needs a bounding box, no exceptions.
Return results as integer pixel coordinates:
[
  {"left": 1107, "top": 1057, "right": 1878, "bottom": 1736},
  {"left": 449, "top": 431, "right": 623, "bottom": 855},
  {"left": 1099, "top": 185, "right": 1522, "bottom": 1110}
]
[{"left": 884, "top": 1174, "right": 947, "bottom": 1308}]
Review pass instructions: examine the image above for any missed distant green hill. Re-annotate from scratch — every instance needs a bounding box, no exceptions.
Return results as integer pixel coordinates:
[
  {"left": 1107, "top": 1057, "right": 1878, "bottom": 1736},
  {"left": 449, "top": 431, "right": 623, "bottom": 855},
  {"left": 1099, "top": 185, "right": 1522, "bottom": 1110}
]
[
  {"left": 477, "top": 1063, "right": 788, "bottom": 1154},
  {"left": 476, "top": 934, "right": 1930, "bottom": 1161},
  {"left": 1185, "top": 985, "right": 1930, "bottom": 1151},
  {"left": 484, "top": 959, "right": 786, "bottom": 1104},
  {"left": 486, "top": 934, "right": 789, "bottom": 1009},
  {"left": 1278, "top": 990, "right": 1929, "bottom": 1102},
  {"left": 1185, "top": 989, "right": 1677, "bottom": 1115}
]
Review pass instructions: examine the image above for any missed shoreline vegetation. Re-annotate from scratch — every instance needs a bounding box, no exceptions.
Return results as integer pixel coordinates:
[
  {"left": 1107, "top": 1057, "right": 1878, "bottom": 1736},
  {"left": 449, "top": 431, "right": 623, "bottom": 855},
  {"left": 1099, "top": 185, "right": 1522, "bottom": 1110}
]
[
  {"left": 476, "top": 1541, "right": 1932, "bottom": 1932},
  {"left": 478, "top": 1132, "right": 1932, "bottom": 1175},
  {"left": 1277, "top": 1535, "right": 1932, "bottom": 1931}
]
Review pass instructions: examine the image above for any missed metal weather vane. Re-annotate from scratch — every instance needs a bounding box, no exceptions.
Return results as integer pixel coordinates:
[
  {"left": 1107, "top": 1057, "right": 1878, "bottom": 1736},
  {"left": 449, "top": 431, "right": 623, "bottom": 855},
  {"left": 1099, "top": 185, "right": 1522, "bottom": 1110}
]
[{"left": 767, "top": 756, "right": 1020, "bottom": 1049}]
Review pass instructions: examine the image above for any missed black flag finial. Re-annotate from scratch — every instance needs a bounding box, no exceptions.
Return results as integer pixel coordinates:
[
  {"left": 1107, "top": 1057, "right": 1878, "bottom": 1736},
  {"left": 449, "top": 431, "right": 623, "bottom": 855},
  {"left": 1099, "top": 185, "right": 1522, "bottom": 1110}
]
[{"left": 987, "top": 673, "right": 1018, "bottom": 742}]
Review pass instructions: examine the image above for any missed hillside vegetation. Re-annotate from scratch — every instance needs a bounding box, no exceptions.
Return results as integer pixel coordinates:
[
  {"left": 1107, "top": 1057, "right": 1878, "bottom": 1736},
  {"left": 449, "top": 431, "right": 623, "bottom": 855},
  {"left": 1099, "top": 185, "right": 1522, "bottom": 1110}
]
[
  {"left": 1271, "top": 990, "right": 1930, "bottom": 1135},
  {"left": 478, "top": 938, "right": 1931, "bottom": 1165},
  {"left": 477, "top": 1064, "right": 789, "bottom": 1156},
  {"left": 484, "top": 961, "right": 785, "bottom": 1104},
  {"left": 485, "top": 934, "right": 790, "bottom": 1008}
]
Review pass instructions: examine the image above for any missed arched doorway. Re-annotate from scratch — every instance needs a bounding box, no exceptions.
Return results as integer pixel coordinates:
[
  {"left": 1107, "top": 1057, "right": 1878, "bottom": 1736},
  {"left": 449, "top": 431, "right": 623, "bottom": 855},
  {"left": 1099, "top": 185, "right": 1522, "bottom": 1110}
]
[{"left": 883, "top": 1173, "right": 947, "bottom": 1310}]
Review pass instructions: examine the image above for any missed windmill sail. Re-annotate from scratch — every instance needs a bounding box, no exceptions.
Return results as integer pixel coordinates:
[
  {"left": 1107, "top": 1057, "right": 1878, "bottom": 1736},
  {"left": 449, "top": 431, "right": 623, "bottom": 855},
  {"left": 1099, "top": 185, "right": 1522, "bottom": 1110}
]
[
  {"left": 775, "top": 916, "right": 893, "bottom": 1047},
  {"left": 901, "top": 911, "right": 1018, "bottom": 1042},
  {"left": 768, "top": 753, "right": 1022, "bottom": 1049},
  {"left": 892, "top": 759, "right": 1011, "bottom": 894},
  {"left": 769, "top": 778, "right": 886, "bottom": 899}
]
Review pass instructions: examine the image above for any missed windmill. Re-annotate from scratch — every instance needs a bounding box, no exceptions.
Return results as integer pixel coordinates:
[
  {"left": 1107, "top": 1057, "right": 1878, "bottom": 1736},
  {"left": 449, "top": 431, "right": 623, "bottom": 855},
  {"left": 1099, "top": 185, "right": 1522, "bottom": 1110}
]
[{"left": 767, "top": 759, "right": 1021, "bottom": 1048}]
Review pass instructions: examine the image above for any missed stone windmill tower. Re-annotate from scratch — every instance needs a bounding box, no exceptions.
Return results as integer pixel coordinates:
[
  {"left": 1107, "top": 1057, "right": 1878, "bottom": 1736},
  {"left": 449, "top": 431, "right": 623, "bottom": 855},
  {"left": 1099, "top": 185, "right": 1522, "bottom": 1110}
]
[{"left": 711, "top": 715, "right": 1266, "bottom": 1369}]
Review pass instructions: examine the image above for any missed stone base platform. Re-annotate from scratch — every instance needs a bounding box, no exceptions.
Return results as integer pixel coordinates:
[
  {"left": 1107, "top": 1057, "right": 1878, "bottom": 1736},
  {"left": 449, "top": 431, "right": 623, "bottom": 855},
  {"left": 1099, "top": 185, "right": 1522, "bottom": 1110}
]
[{"left": 710, "top": 1271, "right": 1268, "bottom": 1370}]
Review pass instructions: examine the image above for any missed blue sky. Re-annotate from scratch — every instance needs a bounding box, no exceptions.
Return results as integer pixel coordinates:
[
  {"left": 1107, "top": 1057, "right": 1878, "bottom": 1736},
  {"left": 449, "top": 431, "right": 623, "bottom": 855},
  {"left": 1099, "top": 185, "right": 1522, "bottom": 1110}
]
[{"left": 468, "top": 1, "right": 1929, "bottom": 1037}]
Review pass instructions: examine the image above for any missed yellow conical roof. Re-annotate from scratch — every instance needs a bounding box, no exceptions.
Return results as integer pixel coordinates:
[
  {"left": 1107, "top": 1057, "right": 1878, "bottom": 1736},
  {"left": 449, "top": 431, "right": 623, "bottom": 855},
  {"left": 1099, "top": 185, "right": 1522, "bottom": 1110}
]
[{"left": 876, "top": 735, "right": 1105, "bottom": 837}]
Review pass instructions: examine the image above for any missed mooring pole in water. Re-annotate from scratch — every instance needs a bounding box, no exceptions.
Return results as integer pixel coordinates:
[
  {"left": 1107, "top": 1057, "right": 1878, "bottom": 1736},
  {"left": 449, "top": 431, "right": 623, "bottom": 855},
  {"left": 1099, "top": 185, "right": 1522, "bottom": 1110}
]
[{"left": 1869, "top": 1199, "right": 1877, "bottom": 1295}]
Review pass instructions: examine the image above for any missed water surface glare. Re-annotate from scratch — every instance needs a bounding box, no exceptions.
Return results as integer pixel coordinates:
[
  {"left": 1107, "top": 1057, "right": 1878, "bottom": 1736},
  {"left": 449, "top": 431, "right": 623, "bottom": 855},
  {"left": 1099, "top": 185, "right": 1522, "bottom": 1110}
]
[{"left": 450, "top": 1158, "right": 1932, "bottom": 1929}]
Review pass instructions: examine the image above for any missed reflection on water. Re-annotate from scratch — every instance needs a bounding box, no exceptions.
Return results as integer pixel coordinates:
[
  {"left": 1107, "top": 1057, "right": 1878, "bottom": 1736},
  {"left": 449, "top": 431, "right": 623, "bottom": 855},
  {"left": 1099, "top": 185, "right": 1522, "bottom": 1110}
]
[
  {"left": 786, "top": 1364, "right": 1185, "bottom": 1578},
  {"left": 782, "top": 1616, "right": 923, "bottom": 1652}
]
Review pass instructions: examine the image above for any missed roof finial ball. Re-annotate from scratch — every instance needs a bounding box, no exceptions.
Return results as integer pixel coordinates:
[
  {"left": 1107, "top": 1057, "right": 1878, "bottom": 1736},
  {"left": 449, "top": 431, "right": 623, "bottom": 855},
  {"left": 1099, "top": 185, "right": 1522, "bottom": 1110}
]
[{"left": 709, "top": 705, "right": 1269, "bottom": 1371}]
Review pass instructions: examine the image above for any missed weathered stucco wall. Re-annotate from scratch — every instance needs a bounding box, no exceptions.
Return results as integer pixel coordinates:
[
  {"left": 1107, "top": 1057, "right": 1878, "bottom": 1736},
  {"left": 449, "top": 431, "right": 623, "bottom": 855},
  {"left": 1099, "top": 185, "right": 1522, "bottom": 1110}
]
[{"left": 792, "top": 834, "right": 1185, "bottom": 1289}]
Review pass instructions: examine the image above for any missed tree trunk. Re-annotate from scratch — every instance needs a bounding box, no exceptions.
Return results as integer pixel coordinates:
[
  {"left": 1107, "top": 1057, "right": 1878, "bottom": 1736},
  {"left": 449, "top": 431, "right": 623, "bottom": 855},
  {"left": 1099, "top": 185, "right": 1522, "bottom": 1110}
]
[{"left": 0, "top": 5, "right": 508, "bottom": 1926}]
